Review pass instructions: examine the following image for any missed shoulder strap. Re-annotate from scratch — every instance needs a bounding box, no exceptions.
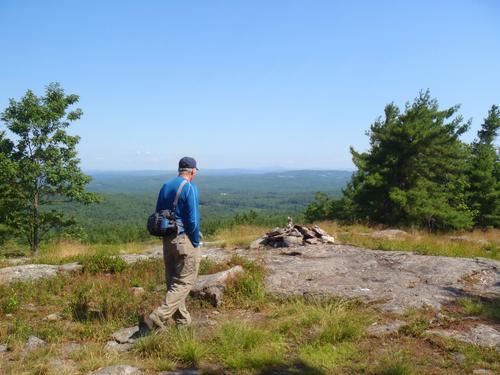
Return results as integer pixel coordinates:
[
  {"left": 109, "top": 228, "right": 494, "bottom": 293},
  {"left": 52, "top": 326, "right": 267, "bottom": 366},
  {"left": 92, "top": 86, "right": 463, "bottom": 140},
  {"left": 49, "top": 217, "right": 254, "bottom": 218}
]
[{"left": 173, "top": 179, "right": 188, "bottom": 211}]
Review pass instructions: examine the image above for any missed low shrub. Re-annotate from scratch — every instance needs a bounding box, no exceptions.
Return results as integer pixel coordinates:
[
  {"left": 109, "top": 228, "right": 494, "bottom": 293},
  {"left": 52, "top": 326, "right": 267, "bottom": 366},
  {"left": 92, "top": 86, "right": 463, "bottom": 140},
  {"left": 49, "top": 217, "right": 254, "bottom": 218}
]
[
  {"left": 80, "top": 252, "right": 127, "bottom": 274},
  {"left": 400, "top": 309, "right": 430, "bottom": 337},
  {"left": 68, "top": 278, "right": 137, "bottom": 322},
  {"left": 0, "top": 288, "right": 20, "bottom": 313}
]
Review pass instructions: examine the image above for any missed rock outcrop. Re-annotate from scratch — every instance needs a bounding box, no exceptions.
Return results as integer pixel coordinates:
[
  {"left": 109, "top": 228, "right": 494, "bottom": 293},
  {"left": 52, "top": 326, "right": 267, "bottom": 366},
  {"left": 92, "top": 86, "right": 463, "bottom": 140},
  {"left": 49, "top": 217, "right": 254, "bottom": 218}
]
[
  {"left": 190, "top": 265, "right": 244, "bottom": 306},
  {"left": 251, "top": 218, "right": 334, "bottom": 248},
  {"left": 24, "top": 336, "right": 47, "bottom": 352},
  {"left": 0, "top": 263, "right": 82, "bottom": 284},
  {"left": 427, "top": 324, "right": 500, "bottom": 351},
  {"left": 245, "top": 244, "right": 500, "bottom": 314},
  {"left": 88, "top": 365, "right": 141, "bottom": 375}
]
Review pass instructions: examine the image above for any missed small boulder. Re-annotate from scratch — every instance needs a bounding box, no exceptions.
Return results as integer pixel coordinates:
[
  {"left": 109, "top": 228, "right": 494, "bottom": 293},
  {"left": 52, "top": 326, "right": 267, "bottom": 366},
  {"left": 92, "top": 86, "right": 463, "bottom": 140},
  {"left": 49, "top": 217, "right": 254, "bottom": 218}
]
[
  {"left": 58, "top": 262, "right": 83, "bottom": 274},
  {"left": 43, "top": 313, "right": 63, "bottom": 322},
  {"left": 89, "top": 365, "right": 141, "bottom": 375},
  {"left": 320, "top": 234, "right": 335, "bottom": 244},
  {"left": 191, "top": 266, "right": 244, "bottom": 307},
  {"left": 367, "top": 320, "right": 405, "bottom": 336},
  {"left": 0, "top": 344, "right": 8, "bottom": 353},
  {"left": 282, "top": 236, "right": 304, "bottom": 247},
  {"left": 111, "top": 326, "right": 141, "bottom": 344},
  {"left": 60, "top": 342, "right": 83, "bottom": 356},
  {"left": 24, "top": 336, "right": 47, "bottom": 352},
  {"left": 426, "top": 324, "right": 500, "bottom": 350},
  {"left": 250, "top": 237, "right": 266, "bottom": 249},
  {"left": 104, "top": 341, "right": 134, "bottom": 352},
  {"left": 49, "top": 358, "right": 78, "bottom": 373}
]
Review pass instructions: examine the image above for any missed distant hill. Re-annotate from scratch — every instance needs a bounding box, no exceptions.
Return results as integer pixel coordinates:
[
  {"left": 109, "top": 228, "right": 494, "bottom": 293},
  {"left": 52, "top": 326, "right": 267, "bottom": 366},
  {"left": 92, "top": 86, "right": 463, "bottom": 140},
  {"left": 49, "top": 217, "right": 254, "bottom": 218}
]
[
  {"left": 60, "top": 170, "right": 353, "bottom": 242},
  {"left": 86, "top": 169, "right": 353, "bottom": 195}
]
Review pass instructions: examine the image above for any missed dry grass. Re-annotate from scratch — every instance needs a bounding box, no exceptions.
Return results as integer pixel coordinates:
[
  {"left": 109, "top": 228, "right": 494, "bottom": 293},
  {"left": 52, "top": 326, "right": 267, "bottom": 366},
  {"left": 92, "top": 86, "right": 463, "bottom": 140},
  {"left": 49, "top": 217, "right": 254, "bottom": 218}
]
[
  {"left": 212, "top": 225, "right": 268, "bottom": 248},
  {"left": 326, "top": 222, "right": 500, "bottom": 260},
  {"left": 211, "top": 220, "right": 499, "bottom": 260},
  {"left": 33, "top": 239, "right": 160, "bottom": 264},
  {"left": 1, "top": 255, "right": 499, "bottom": 374}
]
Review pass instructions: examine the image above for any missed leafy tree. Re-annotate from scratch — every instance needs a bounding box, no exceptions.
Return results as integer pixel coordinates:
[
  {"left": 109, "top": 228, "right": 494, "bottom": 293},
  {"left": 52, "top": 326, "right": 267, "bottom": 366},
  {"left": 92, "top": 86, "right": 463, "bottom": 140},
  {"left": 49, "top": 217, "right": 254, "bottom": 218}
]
[
  {"left": 304, "top": 192, "right": 331, "bottom": 222},
  {"left": 344, "top": 91, "right": 473, "bottom": 230},
  {"left": 467, "top": 105, "right": 500, "bottom": 227},
  {"left": 0, "top": 131, "right": 19, "bottom": 243},
  {"left": 0, "top": 83, "right": 100, "bottom": 252}
]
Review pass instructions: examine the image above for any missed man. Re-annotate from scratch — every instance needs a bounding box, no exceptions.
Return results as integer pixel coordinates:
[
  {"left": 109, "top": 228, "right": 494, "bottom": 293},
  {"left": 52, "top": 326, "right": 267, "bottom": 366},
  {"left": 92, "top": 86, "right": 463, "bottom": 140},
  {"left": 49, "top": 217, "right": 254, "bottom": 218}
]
[{"left": 142, "top": 156, "right": 201, "bottom": 330}]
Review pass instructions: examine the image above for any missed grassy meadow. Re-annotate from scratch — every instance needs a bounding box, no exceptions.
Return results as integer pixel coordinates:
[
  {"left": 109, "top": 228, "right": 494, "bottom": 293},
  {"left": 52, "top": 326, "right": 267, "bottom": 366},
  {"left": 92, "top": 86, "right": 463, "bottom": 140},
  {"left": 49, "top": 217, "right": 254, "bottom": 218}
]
[
  {"left": 1, "top": 251, "right": 499, "bottom": 374},
  {"left": 212, "top": 221, "right": 500, "bottom": 260},
  {"left": 1, "top": 223, "right": 500, "bottom": 374}
]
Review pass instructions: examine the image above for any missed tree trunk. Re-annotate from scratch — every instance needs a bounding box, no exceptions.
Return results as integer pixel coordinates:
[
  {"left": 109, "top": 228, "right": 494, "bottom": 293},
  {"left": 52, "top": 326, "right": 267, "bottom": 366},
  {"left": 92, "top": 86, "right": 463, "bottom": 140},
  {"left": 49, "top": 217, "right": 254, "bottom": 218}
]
[{"left": 32, "top": 191, "right": 40, "bottom": 253}]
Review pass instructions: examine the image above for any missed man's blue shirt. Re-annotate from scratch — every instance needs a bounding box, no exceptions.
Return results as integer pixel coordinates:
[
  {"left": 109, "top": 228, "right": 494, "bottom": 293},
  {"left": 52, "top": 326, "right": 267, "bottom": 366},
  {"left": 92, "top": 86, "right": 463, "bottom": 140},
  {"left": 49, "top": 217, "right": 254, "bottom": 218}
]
[{"left": 155, "top": 176, "right": 200, "bottom": 247}]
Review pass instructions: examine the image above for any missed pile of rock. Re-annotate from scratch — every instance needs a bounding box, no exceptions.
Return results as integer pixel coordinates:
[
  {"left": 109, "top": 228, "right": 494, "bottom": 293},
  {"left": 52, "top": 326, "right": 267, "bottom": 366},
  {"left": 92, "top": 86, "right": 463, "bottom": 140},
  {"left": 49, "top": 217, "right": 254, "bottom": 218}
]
[{"left": 251, "top": 217, "right": 335, "bottom": 249}]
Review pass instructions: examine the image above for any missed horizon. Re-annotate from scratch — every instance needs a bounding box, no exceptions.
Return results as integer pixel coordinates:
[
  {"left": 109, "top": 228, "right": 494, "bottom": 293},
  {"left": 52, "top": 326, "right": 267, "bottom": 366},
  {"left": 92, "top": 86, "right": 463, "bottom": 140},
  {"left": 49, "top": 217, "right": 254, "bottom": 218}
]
[
  {"left": 1, "top": 1, "right": 499, "bottom": 170},
  {"left": 84, "top": 167, "right": 356, "bottom": 174}
]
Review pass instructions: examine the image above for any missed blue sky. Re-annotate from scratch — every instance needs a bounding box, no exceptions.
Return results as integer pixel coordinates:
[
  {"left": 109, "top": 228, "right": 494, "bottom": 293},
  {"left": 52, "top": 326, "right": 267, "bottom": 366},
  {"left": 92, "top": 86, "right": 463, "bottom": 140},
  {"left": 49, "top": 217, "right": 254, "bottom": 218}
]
[{"left": 1, "top": 0, "right": 499, "bottom": 170}]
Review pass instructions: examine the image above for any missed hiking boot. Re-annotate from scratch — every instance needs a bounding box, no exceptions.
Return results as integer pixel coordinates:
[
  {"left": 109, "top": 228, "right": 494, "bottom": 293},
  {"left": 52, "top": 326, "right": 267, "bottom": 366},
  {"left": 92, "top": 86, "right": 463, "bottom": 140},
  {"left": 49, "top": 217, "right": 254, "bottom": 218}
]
[{"left": 139, "top": 312, "right": 166, "bottom": 332}]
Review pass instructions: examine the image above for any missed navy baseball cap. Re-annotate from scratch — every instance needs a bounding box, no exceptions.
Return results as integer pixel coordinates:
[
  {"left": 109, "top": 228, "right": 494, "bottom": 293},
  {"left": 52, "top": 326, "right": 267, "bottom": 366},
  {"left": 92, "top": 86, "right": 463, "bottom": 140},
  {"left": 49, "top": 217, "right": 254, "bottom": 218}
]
[{"left": 178, "top": 156, "right": 199, "bottom": 170}]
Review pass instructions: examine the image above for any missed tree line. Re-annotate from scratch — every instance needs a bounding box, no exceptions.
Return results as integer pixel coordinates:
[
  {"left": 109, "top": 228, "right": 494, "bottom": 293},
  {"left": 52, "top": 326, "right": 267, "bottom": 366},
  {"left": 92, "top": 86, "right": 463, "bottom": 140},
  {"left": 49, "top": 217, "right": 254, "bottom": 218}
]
[
  {"left": 1, "top": 86, "right": 498, "bottom": 254},
  {"left": 305, "top": 91, "right": 499, "bottom": 230},
  {"left": 0, "top": 84, "right": 305, "bottom": 251}
]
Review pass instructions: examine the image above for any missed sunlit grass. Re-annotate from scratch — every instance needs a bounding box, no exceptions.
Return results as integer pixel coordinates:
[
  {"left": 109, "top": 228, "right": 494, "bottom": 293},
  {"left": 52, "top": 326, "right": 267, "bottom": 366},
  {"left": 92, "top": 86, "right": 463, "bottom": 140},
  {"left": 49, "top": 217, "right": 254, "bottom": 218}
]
[
  {"left": 2, "top": 253, "right": 499, "bottom": 374},
  {"left": 32, "top": 239, "right": 160, "bottom": 265},
  {"left": 135, "top": 327, "right": 208, "bottom": 367},
  {"left": 213, "top": 322, "right": 287, "bottom": 371},
  {"left": 457, "top": 297, "right": 500, "bottom": 321},
  {"left": 321, "top": 221, "right": 500, "bottom": 260},
  {"left": 211, "top": 224, "right": 268, "bottom": 248},
  {"left": 210, "top": 220, "right": 499, "bottom": 260}
]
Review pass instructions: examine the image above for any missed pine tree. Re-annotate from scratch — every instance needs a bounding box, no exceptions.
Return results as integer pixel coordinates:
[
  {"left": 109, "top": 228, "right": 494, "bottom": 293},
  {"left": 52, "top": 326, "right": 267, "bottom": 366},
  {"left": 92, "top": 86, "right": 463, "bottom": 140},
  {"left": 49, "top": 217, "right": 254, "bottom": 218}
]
[
  {"left": 345, "top": 91, "right": 473, "bottom": 230},
  {"left": 468, "top": 105, "right": 500, "bottom": 227}
]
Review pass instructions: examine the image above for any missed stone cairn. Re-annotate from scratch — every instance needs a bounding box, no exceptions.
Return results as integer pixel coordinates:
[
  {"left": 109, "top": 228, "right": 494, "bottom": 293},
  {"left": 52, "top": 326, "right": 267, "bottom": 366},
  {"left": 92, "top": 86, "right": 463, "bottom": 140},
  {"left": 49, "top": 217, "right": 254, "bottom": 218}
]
[{"left": 251, "top": 217, "right": 335, "bottom": 248}]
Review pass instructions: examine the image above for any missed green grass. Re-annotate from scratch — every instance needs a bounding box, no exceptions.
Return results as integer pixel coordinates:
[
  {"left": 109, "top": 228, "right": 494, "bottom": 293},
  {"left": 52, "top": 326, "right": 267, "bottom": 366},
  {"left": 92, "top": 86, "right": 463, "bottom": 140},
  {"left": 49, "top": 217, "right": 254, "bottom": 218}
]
[
  {"left": 223, "top": 256, "right": 267, "bottom": 308},
  {"left": 214, "top": 322, "right": 286, "bottom": 371},
  {"left": 135, "top": 327, "right": 207, "bottom": 366},
  {"left": 299, "top": 342, "right": 358, "bottom": 371},
  {"left": 369, "top": 351, "right": 414, "bottom": 375},
  {"left": 2, "top": 248, "right": 499, "bottom": 374},
  {"left": 457, "top": 297, "right": 500, "bottom": 321},
  {"left": 316, "top": 222, "right": 500, "bottom": 260},
  {"left": 209, "top": 221, "right": 500, "bottom": 261},
  {"left": 79, "top": 251, "right": 128, "bottom": 274},
  {"left": 400, "top": 308, "right": 431, "bottom": 337},
  {"left": 198, "top": 258, "right": 232, "bottom": 275}
]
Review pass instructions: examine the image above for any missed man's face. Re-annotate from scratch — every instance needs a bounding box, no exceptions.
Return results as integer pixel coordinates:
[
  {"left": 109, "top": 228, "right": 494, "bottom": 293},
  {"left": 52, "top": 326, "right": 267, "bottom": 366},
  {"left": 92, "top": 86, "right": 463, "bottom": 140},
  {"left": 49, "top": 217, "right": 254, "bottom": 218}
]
[{"left": 190, "top": 169, "right": 197, "bottom": 181}]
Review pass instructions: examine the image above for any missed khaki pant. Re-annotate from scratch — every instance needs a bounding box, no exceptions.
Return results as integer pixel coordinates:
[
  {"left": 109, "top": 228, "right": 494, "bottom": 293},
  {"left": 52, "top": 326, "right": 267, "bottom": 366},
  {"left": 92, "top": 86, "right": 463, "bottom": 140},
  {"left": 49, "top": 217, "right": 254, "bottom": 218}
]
[{"left": 153, "top": 233, "right": 201, "bottom": 325}]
